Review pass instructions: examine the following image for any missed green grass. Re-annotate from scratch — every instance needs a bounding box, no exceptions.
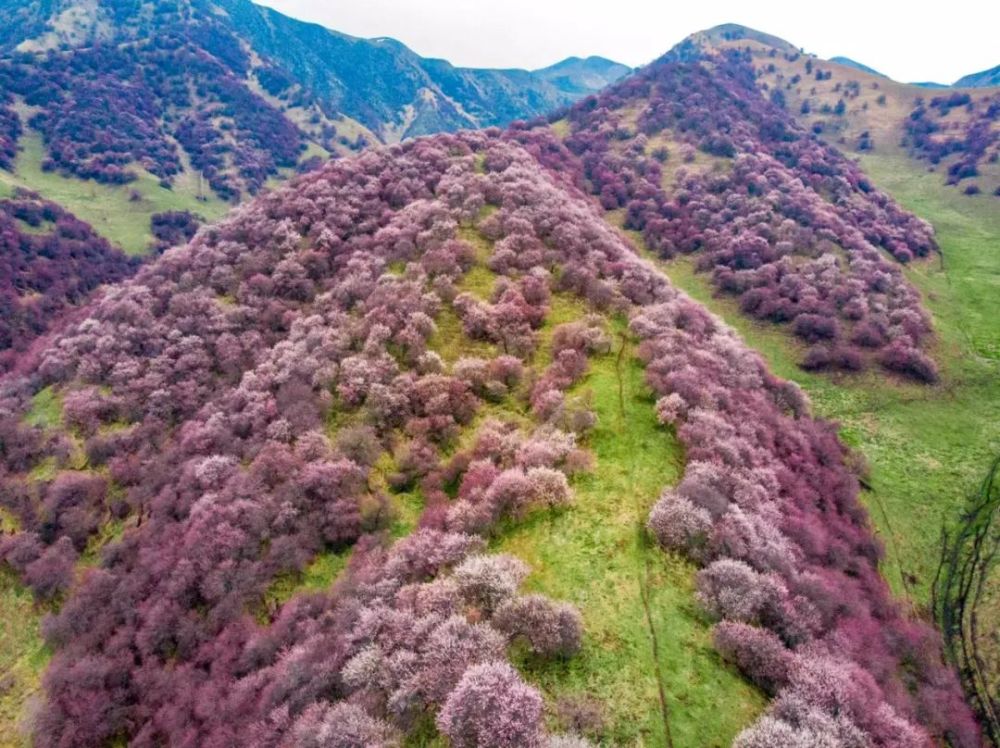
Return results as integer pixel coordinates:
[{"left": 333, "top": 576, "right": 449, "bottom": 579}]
[
  {"left": 425, "top": 233, "right": 766, "bottom": 744},
  {"left": 495, "top": 318, "right": 764, "bottom": 746},
  {"left": 23, "top": 386, "right": 61, "bottom": 430},
  {"left": 372, "top": 451, "right": 426, "bottom": 540},
  {"left": 27, "top": 457, "right": 57, "bottom": 483},
  {"left": 456, "top": 226, "right": 497, "bottom": 299},
  {"left": 253, "top": 546, "right": 354, "bottom": 625},
  {"left": 427, "top": 227, "right": 498, "bottom": 364},
  {"left": 0, "top": 569, "right": 50, "bottom": 748},
  {"left": 0, "top": 131, "right": 230, "bottom": 255},
  {"left": 617, "top": 151, "right": 1000, "bottom": 608},
  {"left": 259, "top": 548, "right": 353, "bottom": 618},
  {"left": 80, "top": 518, "right": 129, "bottom": 567},
  {"left": 428, "top": 305, "right": 496, "bottom": 365}
]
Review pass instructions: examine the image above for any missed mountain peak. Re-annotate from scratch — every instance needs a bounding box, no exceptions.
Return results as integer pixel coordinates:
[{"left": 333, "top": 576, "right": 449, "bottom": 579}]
[{"left": 686, "top": 23, "right": 799, "bottom": 54}]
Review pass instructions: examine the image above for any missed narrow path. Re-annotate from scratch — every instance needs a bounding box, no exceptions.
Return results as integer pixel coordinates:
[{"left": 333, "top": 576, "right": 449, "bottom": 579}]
[{"left": 614, "top": 330, "right": 675, "bottom": 748}]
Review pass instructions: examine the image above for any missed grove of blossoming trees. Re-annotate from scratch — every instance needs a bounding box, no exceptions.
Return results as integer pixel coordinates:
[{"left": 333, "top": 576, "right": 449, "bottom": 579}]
[
  {"left": 0, "top": 190, "right": 139, "bottom": 373},
  {"left": 529, "top": 49, "right": 942, "bottom": 381},
  {"left": 904, "top": 91, "right": 1000, "bottom": 190},
  {"left": 0, "top": 55, "right": 979, "bottom": 747}
]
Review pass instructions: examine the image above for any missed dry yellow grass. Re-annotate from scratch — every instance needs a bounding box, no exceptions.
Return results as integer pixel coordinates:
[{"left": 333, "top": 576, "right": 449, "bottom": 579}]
[{"left": 705, "top": 36, "right": 1000, "bottom": 194}]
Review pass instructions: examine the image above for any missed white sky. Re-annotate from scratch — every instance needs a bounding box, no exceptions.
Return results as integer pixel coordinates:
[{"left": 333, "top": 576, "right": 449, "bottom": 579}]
[{"left": 257, "top": 0, "right": 998, "bottom": 85}]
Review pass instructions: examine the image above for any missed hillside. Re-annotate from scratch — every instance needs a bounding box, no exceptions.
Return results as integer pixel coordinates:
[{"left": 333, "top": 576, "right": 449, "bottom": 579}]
[
  {"left": 606, "top": 28, "right": 1000, "bottom": 741},
  {"left": 684, "top": 24, "right": 1000, "bottom": 198},
  {"left": 0, "top": 0, "right": 626, "bottom": 258},
  {"left": 0, "top": 45, "right": 983, "bottom": 747},
  {"left": 0, "top": 0, "right": 621, "bottom": 148},
  {"left": 0, "top": 189, "right": 139, "bottom": 375}
]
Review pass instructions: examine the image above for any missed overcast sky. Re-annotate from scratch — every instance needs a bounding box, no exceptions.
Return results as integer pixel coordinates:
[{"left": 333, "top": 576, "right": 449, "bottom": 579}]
[{"left": 257, "top": 1, "right": 998, "bottom": 85}]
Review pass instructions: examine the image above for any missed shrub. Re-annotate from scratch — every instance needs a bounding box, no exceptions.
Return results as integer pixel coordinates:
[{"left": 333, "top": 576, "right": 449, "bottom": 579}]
[
  {"left": 696, "top": 559, "right": 783, "bottom": 622},
  {"left": 289, "top": 702, "right": 400, "bottom": 748},
  {"left": 453, "top": 555, "right": 529, "bottom": 613},
  {"left": 437, "top": 662, "right": 545, "bottom": 748},
  {"left": 494, "top": 594, "right": 583, "bottom": 658},
  {"left": 878, "top": 341, "right": 939, "bottom": 383},
  {"left": 713, "top": 622, "right": 792, "bottom": 695},
  {"left": 647, "top": 490, "right": 711, "bottom": 557}
]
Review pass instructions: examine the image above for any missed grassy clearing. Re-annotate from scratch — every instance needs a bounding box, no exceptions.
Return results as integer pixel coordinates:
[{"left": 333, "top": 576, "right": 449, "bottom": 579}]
[
  {"left": 256, "top": 548, "right": 353, "bottom": 622},
  {"left": 0, "top": 131, "right": 231, "bottom": 255},
  {"left": 0, "top": 570, "right": 50, "bottom": 748},
  {"left": 426, "top": 225, "right": 766, "bottom": 744},
  {"left": 23, "top": 386, "right": 61, "bottom": 430},
  {"left": 497, "top": 322, "right": 764, "bottom": 745},
  {"left": 614, "top": 151, "right": 1000, "bottom": 608}
]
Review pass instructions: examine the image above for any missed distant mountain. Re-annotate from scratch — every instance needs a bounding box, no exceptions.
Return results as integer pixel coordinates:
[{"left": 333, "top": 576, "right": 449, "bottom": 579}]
[
  {"left": 193, "top": 0, "right": 617, "bottom": 140},
  {"left": 0, "top": 0, "right": 626, "bottom": 207},
  {"left": 830, "top": 56, "right": 885, "bottom": 77},
  {"left": 532, "top": 56, "right": 632, "bottom": 96},
  {"left": 954, "top": 64, "right": 1000, "bottom": 88},
  {"left": 911, "top": 81, "right": 950, "bottom": 89}
]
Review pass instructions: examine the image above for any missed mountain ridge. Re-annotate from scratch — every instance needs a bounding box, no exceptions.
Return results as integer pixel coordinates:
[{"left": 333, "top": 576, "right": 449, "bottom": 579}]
[{"left": 0, "top": 0, "right": 627, "bottom": 143}]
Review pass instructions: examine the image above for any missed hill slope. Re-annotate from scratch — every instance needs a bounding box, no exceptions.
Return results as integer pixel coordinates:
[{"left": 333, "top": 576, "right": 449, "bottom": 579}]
[
  {"left": 0, "top": 49, "right": 980, "bottom": 747},
  {"left": 683, "top": 24, "right": 1000, "bottom": 197},
  {"left": 0, "top": 0, "right": 620, "bottom": 145},
  {"left": 830, "top": 55, "right": 886, "bottom": 78}
]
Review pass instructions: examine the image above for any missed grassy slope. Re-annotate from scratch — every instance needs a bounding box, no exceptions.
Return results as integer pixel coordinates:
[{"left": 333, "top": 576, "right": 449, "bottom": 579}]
[
  {"left": 422, "top": 225, "right": 764, "bottom": 744},
  {"left": 0, "top": 388, "right": 63, "bottom": 745},
  {"left": 0, "top": 131, "right": 231, "bottom": 255},
  {"left": 497, "top": 309, "right": 764, "bottom": 746},
  {"left": 0, "top": 570, "right": 49, "bottom": 748}
]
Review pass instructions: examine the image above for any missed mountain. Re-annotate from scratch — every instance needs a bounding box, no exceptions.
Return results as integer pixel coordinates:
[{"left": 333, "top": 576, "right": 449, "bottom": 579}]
[
  {"left": 954, "top": 63, "right": 1000, "bottom": 88},
  {"left": 680, "top": 24, "right": 1000, "bottom": 197},
  {"left": 830, "top": 55, "right": 885, "bottom": 77},
  {"left": 0, "top": 0, "right": 622, "bottom": 143},
  {"left": 0, "top": 35, "right": 983, "bottom": 747},
  {"left": 532, "top": 55, "right": 632, "bottom": 96},
  {"left": 0, "top": 0, "right": 626, "bottom": 255}
]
